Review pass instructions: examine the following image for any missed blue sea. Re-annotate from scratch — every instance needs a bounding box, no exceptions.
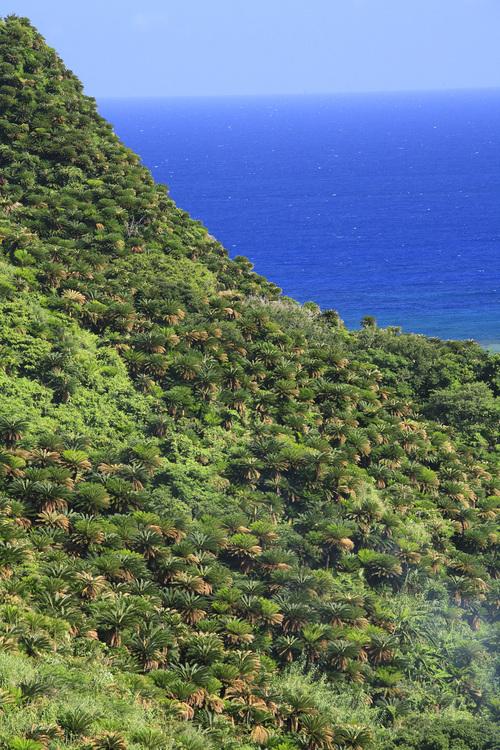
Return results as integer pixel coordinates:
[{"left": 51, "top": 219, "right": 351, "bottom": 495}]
[{"left": 99, "top": 92, "right": 500, "bottom": 345}]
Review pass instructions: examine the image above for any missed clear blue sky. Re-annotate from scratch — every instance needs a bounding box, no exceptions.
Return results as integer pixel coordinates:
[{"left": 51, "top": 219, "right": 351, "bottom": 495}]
[{"left": 5, "top": 0, "right": 500, "bottom": 97}]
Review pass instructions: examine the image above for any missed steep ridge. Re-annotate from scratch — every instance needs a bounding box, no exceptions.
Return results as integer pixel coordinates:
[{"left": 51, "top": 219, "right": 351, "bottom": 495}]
[{"left": 0, "top": 16, "right": 498, "bottom": 750}]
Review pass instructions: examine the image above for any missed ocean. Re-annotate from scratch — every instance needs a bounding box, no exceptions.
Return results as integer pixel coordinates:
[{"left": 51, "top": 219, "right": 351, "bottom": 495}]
[{"left": 98, "top": 91, "right": 500, "bottom": 345}]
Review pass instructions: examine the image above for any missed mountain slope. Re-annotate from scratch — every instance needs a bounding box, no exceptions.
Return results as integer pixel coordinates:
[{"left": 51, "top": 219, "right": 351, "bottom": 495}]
[{"left": 0, "top": 15, "right": 498, "bottom": 750}]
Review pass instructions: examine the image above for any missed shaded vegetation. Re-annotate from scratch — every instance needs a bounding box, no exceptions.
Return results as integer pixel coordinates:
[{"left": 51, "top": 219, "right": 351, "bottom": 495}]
[{"left": 0, "top": 15, "right": 498, "bottom": 750}]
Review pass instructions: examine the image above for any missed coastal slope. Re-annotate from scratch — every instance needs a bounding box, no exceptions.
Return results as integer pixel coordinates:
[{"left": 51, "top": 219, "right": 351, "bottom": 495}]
[{"left": 0, "top": 15, "right": 498, "bottom": 750}]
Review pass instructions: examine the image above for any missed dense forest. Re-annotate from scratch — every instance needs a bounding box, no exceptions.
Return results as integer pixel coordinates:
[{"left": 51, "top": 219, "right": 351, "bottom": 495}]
[{"left": 0, "top": 15, "right": 498, "bottom": 750}]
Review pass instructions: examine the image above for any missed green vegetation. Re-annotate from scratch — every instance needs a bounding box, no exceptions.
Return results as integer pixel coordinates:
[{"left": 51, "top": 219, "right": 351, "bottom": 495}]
[{"left": 0, "top": 15, "right": 498, "bottom": 750}]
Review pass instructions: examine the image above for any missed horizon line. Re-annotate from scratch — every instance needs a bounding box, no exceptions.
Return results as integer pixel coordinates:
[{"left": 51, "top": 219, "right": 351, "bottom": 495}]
[{"left": 94, "top": 85, "right": 500, "bottom": 101}]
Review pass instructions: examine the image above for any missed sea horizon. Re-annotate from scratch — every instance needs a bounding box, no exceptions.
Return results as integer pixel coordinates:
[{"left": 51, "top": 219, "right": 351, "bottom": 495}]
[
  {"left": 99, "top": 89, "right": 500, "bottom": 346},
  {"left": 96, "top": 85, "right": 500, "bottom": 100}
]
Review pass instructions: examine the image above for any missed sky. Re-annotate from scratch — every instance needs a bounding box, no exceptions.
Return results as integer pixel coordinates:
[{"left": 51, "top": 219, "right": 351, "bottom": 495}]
[{"left": 3, "top": 0, "right": 500, "bottom": 98}]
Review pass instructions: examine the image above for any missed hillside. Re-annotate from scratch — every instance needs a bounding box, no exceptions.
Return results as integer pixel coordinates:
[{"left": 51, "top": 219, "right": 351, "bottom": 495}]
[{"left": 0, "top": 15, "right": 498, "bottom": 750}]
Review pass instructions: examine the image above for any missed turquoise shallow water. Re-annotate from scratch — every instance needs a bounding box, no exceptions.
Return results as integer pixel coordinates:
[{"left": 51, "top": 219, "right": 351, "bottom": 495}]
[{"left": 99, "top": 91, "right": 500, "bottom": 344}]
